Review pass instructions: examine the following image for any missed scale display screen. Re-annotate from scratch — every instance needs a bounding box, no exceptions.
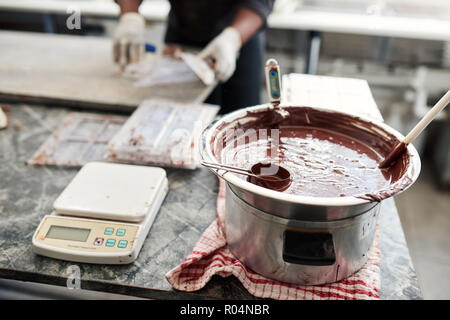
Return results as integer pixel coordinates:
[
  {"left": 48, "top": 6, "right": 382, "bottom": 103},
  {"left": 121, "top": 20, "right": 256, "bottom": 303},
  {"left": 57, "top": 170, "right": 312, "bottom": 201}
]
[{"left": 46, "top": 225, "right": 91, "bottom": 242}]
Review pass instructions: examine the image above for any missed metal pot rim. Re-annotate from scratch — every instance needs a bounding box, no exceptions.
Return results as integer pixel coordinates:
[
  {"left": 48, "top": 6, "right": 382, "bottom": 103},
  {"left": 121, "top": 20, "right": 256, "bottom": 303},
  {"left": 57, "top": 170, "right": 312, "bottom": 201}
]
[{"left": 201, "top": 104, "right": 421, "bottom": 207}]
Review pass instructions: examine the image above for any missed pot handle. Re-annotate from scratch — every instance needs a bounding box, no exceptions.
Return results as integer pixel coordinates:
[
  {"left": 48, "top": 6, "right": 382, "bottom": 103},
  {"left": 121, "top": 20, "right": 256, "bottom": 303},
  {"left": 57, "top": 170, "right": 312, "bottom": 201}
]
[{"left": 282, "top": 230, "right": 336, "bottom": 266}]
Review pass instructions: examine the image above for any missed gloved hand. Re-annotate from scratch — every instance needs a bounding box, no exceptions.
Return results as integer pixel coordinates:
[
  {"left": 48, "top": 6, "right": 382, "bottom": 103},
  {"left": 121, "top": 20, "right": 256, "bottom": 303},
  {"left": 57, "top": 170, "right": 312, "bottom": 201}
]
[
  {"left": 198, "top": 27, "right": 242, "bottom": 82},
  {"left": 113, "top": 12, "right": 146, "bottom": 69}
]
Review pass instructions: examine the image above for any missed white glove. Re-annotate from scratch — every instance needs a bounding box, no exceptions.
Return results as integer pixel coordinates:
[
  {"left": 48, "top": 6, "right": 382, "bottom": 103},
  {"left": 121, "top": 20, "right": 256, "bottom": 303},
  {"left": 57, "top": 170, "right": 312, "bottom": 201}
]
[
  {"left": 198, "top": 27, "right": 242, "bottom": 82},
  {"left": 113, "top": 12, "right": 146, "bottom": 69}
]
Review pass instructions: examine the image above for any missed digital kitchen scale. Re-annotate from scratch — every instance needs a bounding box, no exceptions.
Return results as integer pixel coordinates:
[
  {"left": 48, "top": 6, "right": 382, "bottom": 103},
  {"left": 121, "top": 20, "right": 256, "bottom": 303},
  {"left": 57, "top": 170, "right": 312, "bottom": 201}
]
[{"left": 32, "top": 162, "right": 168, "bottom": 264}]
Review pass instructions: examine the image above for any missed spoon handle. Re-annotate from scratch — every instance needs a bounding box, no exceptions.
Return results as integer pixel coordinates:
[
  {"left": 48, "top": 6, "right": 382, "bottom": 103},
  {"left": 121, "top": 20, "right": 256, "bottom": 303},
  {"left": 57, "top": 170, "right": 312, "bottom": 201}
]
[
  {"left": 379, "top": 90, "right": 450, "bottom": 169},
  {"left": 404, "top": 90, "right": 450, "bottom": 145},
  {"left": 200, "top": 160, "right": 256, "bottom": 177},
  {"left": 265, "top": 59, "right": 282, "bottom": 105}
]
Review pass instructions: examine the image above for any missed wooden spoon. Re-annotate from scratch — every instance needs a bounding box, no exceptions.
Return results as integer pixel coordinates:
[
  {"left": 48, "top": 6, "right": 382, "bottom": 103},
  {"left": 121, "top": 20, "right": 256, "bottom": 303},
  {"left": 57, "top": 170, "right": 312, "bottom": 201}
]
[{"left": 379, "top": 90, "right": 450, "bottom": 168}]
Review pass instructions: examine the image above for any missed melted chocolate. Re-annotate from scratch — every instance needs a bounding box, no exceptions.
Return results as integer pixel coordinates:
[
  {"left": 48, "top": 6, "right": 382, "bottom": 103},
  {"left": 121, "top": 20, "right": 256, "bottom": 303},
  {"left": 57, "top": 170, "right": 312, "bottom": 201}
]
[
  {"left": 378, "top": 142, "right": 407, "bottom": 169},
  {"left": 212, "top": 107, "right": 412, "bottom": 202},
  {"left": 248, "top": 162, "right": 292, "bottom": 191}
]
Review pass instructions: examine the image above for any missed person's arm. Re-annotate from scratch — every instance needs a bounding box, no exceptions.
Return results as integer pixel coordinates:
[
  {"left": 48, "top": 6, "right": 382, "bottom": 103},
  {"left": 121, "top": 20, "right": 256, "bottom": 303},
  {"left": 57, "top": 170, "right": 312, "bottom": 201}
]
[
  {"left": 113, "top": 0, "right": 145, "bottom": 69},
  {"left": 198, "top": 1, "right": 274, "bottom": 82},
  {"left": 231, "top": 7, "right": 264, "bottom": 45},
  {"left": 116, "top": 0, "right": 142, "bottom": 14}
]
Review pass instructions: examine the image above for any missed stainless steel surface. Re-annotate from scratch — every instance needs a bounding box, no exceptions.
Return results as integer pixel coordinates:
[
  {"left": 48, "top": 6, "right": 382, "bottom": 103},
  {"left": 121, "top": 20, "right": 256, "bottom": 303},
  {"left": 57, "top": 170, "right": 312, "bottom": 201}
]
[
  {"left": 228, "top": 183, "right": 378, "bottom": 221},
  {"left": 298, "top": 0, "right": 450, "bottom": 20},
  {"left": 225, "top": 184, "right": 380, "bottom": 285}
]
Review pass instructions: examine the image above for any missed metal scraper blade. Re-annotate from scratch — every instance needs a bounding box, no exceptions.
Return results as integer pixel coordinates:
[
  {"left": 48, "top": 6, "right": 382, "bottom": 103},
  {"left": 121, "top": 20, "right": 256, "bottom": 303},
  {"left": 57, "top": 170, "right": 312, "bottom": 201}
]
[{"left": 177, "top": 51, "right": 215, "bottom": 86}]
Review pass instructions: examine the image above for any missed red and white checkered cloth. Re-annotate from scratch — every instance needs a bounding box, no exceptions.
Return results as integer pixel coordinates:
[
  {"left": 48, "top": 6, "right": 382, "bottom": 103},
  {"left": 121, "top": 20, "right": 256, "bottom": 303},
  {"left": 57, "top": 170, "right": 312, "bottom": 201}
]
[{"left": 166, "top": 180, "right": 381, "bottom": 300}]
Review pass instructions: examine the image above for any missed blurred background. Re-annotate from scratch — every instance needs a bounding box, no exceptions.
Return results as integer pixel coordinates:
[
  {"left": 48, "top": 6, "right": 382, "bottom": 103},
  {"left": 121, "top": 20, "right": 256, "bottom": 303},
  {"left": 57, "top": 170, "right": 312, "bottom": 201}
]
[{"left": 0, "top": 0, "right": 449, "bottom": 299}]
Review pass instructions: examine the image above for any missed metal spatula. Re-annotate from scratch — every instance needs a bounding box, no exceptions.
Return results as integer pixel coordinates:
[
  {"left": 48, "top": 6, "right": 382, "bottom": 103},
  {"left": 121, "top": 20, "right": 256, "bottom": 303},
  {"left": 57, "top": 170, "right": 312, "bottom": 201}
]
[{"left": 176, "top": 51, "right": 215, "bottom": 86}]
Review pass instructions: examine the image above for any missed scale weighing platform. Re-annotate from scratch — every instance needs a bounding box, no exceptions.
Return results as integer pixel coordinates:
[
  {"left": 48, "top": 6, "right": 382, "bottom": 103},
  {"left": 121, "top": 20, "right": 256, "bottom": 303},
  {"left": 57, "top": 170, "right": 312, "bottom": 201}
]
[{"left": 32, "top": 162, "right": 168, "bottom": 264}]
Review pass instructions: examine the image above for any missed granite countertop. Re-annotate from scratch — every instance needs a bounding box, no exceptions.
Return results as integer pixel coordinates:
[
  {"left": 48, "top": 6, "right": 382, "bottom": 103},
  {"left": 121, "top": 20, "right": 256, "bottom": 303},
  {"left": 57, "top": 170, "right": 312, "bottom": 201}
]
[{"left": 0, "top": 104, "right": 422, "bottom": 299}]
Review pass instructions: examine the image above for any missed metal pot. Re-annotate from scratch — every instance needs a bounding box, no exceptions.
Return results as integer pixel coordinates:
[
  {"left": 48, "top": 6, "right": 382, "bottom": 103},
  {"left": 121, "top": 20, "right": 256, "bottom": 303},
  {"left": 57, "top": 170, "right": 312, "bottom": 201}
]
[{"left": 200, "top": 104, "right": 421, "bottom": 285}]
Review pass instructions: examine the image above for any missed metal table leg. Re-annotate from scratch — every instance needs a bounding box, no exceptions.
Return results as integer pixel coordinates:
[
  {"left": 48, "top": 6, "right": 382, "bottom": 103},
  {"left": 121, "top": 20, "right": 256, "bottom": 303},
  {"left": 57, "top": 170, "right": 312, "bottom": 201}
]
[
  {"left": 42, "top": 13, "right": 56, "bottom": 33},
  {"left": 304, "top": 31, "right": 322, "bottom": 74}
]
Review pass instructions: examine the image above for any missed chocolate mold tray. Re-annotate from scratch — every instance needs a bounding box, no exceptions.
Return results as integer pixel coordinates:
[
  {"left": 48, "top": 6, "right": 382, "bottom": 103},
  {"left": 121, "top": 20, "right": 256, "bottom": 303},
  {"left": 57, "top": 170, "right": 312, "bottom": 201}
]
[
  {"left": 106, "top": 99, "right": 219, "bottom": 169},
  {"left": 28, "top": 112, "right": 127, "bottom": 167}
]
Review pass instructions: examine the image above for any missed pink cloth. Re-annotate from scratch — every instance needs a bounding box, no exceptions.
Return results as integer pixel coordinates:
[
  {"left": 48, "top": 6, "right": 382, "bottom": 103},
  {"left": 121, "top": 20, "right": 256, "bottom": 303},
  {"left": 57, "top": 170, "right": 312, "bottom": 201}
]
[{"left": 166, "top": 180, "right": 380, "bottom": 300}]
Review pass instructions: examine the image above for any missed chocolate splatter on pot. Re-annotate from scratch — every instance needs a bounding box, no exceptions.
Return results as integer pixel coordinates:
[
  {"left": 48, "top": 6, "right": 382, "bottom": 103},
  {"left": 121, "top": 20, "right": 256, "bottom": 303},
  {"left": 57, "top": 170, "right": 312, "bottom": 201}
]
[{"left": 201, "top": 104, "right": 420, "bottom": 285}]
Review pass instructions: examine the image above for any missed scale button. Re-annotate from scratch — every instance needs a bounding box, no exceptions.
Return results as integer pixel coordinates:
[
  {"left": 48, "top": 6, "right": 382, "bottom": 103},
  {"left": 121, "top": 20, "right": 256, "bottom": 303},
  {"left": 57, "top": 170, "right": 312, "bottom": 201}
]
[
  {"left": 116, "top": 229, "right": 126, "bottom": 236},
  {"left": 118, "top": 240, "right": 128, "bottom": 248},
  {"left": 104, "top": 227, "right": 114, "bottom": 235},
  {"left": 94, "top": 237, "right": 104, "bottom": 246},
  {"left": 105, "top": 239, "right": 116, "bottom": 247}
]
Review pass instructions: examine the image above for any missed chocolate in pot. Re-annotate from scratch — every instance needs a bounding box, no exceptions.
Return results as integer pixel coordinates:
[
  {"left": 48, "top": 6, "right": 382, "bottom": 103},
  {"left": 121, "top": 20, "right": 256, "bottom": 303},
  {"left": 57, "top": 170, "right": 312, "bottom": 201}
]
[{"left": 214, "top": 107, "right": 411, "bottom": 201}]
